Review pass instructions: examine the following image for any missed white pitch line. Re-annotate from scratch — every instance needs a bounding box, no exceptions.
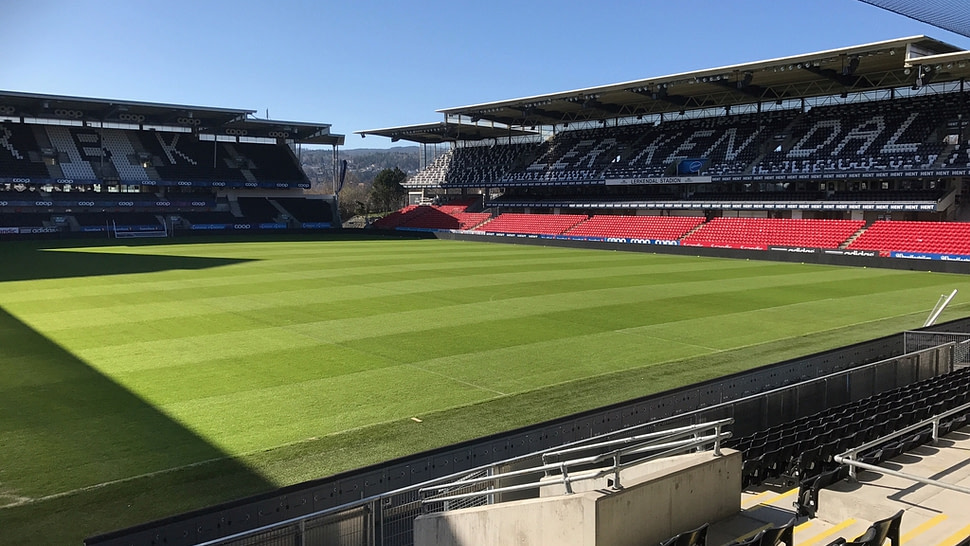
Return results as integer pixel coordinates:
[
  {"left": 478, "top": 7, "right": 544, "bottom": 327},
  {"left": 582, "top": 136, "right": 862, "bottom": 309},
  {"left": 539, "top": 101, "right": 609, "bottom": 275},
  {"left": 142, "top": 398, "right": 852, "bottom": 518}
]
[
  {"left": 614, "top": 328, "right": 721, "bottom": 352},
  {"left": 405, "top": 363, "right": 508, "bottom": 396},
  {"left": 0, "top": 455, "right": 232, "bottom": 509}
]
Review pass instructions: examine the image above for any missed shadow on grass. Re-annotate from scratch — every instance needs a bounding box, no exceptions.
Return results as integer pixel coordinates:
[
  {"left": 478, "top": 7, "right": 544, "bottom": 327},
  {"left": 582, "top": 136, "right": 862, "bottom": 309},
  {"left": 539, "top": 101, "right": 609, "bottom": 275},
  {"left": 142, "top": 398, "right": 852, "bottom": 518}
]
[
  {"left": 0, "top": 242, "right": 256, "bottom": 283},
  {"left": 0, "top": 304, "right": 275, "bottom": 544},
  {"left": 0, "top": 230, "right": 441, "bottom": 283}
]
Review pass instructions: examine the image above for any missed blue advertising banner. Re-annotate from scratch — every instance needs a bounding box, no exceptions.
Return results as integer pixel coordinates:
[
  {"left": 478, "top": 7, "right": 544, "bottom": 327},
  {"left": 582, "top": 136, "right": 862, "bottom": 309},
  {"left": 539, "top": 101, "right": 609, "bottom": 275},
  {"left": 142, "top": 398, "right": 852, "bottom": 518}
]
[{"left": 891, "top": 251, "right": 970, "bottom": 262}]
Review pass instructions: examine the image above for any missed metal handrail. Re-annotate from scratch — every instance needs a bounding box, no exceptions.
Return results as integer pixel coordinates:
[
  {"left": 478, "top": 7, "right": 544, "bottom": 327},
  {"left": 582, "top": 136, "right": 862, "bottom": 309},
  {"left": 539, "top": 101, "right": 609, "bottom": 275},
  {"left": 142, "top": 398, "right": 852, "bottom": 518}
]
[
  {"left": 834, "top": 399, "right": 970, "bottom": 485},
  {"left": 420, "top": 420, "right": 732, "bottom": 505},
  {"left": 542, "top": 418, "right": 733, "bottom": 464}
]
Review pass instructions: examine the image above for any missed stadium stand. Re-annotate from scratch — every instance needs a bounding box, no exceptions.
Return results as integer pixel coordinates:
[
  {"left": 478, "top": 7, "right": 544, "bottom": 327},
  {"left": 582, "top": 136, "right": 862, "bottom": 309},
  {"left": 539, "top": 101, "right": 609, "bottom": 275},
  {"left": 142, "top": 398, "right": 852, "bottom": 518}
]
[
  {"left": 847, "top": 220, "right": 970, "bottom": 256},
  {"left": 477, "top": 212, "right": 588, "bottom": 235},
  {"left": 0, "top": 122, "right": 56, "bottom": 178},
  {"left": 562, "top": 214, "right": 704, "bottom": 240},
  {"left": 681, "top": 218, "right": 866, "bottom": 250},
  {"left": 272, "top": 197, "right": 333, "bottom": 224},
  {"left": 370, "top": 204, "right": 427, "bottom": 229},
  {"left": 720, "top": 365, "right": 970, "bottom": 497},
  {"left": 236, "top": 197, "right": 282, "bottom": 223},
  {"left": 0, "top": 91, "right": 342, "bottom": 237}
]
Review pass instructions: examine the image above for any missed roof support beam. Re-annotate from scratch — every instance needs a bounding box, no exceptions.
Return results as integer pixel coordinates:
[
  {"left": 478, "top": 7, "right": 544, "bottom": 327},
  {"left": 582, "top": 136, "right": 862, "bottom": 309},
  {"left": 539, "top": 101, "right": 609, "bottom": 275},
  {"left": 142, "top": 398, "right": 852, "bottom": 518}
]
[{"left": 802, "top": 56, "right": 875, "bottom": 93}]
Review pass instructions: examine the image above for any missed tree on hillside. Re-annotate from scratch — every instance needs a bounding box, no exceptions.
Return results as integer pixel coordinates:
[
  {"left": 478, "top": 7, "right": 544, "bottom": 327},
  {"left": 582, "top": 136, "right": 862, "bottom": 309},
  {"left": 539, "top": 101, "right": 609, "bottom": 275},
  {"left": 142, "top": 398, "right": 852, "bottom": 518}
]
[
  {"left": 370, "top": 167, "right": 408, "bottom": 212},
  {"left": 336, "top": 177, "right": 369, "bottom": 223}
]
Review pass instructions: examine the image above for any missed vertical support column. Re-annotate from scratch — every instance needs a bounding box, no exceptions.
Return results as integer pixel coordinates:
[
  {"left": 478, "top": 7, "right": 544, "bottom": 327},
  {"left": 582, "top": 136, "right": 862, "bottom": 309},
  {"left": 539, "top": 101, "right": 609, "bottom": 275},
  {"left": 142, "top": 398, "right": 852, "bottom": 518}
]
[{"left": 332, "top": 144, "right": 338, "bottom": 196}]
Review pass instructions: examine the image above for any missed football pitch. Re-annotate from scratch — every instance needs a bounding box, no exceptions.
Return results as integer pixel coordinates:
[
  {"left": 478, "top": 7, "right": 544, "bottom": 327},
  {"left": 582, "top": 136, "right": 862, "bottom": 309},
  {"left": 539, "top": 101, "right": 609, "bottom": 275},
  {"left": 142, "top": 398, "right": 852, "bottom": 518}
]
[{"left": 3, "top": 234, "right": 970, "bottom": 544}]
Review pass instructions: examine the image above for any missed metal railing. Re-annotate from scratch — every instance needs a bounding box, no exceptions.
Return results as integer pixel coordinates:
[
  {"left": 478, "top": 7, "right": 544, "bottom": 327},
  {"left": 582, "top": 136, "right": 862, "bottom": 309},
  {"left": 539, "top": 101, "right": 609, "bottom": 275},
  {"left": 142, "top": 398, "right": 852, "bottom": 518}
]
[
  {"left": 833, "top": 400, "right": 970, "bottom": 495},
  {"left": 420, "top": 419, "right": 732, "bottom": 505}
]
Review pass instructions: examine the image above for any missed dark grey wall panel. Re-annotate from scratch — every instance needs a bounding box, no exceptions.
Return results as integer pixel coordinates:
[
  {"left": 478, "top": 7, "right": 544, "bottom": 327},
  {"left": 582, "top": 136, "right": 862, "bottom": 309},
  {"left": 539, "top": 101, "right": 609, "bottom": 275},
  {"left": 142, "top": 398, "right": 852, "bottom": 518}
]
[{"left": 435, "top": 232, "right": 970, "bottom": 274}]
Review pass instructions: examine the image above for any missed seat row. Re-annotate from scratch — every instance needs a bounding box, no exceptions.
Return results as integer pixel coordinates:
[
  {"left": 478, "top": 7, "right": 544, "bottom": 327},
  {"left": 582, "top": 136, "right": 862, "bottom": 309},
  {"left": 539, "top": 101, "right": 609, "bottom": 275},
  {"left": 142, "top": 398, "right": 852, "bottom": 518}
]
[{"left": 727, "top": 366, "right": 970, "bottom": 489}]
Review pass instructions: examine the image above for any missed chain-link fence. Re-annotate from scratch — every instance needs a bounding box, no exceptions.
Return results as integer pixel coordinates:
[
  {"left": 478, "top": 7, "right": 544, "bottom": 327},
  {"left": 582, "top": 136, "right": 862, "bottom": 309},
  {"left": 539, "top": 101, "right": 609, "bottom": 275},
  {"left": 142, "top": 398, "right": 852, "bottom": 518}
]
[{"left": 904, "top": 331, "right": 970, "bottom": 365}]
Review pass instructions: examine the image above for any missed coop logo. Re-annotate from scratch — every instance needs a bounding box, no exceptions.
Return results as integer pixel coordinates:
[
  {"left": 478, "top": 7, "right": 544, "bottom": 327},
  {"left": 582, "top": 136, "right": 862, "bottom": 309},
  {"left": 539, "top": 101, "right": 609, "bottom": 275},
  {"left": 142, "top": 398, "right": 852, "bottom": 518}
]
[
  {"left": 0, "top": 201, "right": 7, "bottom": 207},
  {"left": 155, "top": 201, "right": 171, "bottom": 207},
  {"left": 78, "top": 201, "right": 95, "bottom": 207},
  {"left": 653, "top": 239, "right": 679, "bottom": 246},
  {"left": 35, "top": 201, "right": 53, "bottom": 207},
  {"left": 606, "top": 237, "right": 629, "bottom": 243},
  {"left": 233, "top": 224, "right": 252, "bottom": 230},
  {"left": 118, "top": 201, "right": 134, "bottom": 207},
  {"left": 177, "top": 181, "right": 192, "bottom": 186},
  {"left": 11, "top": 178, "right": 30, "bottom": 183},
  {"left": 191, "top": 201, "right": 207, "bottom": 207}
]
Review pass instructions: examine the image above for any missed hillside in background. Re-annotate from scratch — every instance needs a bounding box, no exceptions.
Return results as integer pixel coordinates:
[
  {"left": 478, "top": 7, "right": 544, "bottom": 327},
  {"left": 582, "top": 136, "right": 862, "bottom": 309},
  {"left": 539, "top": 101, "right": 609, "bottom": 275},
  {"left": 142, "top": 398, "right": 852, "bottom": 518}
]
[{"left": 300, "top": 146, "right": 425, "bottom": 191}]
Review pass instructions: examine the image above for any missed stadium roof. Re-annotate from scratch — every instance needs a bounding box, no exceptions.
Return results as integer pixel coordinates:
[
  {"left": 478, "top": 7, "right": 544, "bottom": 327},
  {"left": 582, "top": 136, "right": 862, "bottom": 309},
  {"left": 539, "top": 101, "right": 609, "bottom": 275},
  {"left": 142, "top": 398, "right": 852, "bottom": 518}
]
[
  {"left": 224, "top": 118, "right": 344, "bottom": 145},
  {"left": 0, "top": 90, "right": 344, "bottom": 145},
  {"left": 438, "top": 36, "right": 970, "bottom": 127},
  {"left": 355, "top": 121, "right": 539, "bottom": 144}
]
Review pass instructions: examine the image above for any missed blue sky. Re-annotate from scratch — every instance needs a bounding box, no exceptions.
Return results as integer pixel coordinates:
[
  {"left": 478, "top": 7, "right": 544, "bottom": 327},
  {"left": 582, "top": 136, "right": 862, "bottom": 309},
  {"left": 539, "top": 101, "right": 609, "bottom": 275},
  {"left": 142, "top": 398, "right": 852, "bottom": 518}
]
[{"left": 2, "top": 0, "right": 968, "bottom": 149}]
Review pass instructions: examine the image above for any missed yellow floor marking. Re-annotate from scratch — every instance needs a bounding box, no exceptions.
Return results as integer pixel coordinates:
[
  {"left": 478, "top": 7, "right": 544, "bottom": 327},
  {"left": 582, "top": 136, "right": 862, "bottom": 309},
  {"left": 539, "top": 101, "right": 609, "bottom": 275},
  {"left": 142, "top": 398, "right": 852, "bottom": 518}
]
[
  {"left": 901, "top": 513, "right": 948, "bottom": 544},
  {"left": 741, "top": 488, "right": 797, "bottom": 510},
  {"left": 937, "top": 523, "right": 970, "bottom": 546},
  {"left": 798, "top": 518, "right": 857, "bottom": 546},
  {"left": 740, "top": 489, "right": 776, "bottom": 509}
]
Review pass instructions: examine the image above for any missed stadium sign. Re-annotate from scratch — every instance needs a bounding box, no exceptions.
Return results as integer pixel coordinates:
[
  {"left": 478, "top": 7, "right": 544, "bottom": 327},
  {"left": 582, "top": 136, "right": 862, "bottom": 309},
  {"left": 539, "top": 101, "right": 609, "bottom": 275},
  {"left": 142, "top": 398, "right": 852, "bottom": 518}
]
[
  {"left": 769, "top": 246, "right": 817, "bottom": 254},
  {"left": 823, "top": 249, "right": 878, "bottom": 258},
  {"left": 892, "top": 251, "right": 970, "bottom": 261},
  {"left": 606, "top": 176, "right": 712, "bottom": 186},
  {"left": 21, "top": 227, "right": 59, "bottom": 234},
  {"left": 709, "top": 168, "right": 970, "bottom": 183}
]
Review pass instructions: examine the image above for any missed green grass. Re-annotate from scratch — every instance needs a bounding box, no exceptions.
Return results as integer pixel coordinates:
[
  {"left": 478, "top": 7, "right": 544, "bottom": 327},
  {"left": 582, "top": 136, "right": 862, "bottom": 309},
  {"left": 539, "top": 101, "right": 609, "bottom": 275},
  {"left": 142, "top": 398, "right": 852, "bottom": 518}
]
[{"left": 2, "top": 235, "right": 970, "bottom": 544}]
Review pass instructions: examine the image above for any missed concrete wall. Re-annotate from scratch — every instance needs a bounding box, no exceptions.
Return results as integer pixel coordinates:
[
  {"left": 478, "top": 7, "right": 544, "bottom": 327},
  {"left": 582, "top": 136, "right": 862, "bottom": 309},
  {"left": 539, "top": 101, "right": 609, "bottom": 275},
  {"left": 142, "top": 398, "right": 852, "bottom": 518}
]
[
  {"left": 414, "top": 494, "right": 597, "bottom": 546},
  {"left": 413, "top": 450, "right": 741, "bottom": 546}
]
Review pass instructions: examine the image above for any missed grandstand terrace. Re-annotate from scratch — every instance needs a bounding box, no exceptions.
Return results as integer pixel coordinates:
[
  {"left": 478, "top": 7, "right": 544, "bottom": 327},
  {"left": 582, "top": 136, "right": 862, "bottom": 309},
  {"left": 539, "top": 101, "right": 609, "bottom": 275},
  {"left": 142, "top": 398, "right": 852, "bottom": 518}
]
[
  {"left": 0, "top": 91, "right": 343, "bottom": 237},
  {"left": 360, "top": 36, "right": 970, "bottom": 267}
]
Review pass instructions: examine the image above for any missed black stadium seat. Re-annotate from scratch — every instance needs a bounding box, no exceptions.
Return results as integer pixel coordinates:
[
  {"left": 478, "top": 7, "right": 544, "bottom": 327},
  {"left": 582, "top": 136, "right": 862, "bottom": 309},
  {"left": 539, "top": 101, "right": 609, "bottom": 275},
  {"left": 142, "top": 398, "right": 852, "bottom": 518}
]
[
  {"left": 796, "top": 466, "right": 849, "bottom": 518},
  {"left": 660, "top": 522, "right": 709, "bottom": 546},
  {"left": 729, "top": 517, "right": 796, "bottom": 546}
]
